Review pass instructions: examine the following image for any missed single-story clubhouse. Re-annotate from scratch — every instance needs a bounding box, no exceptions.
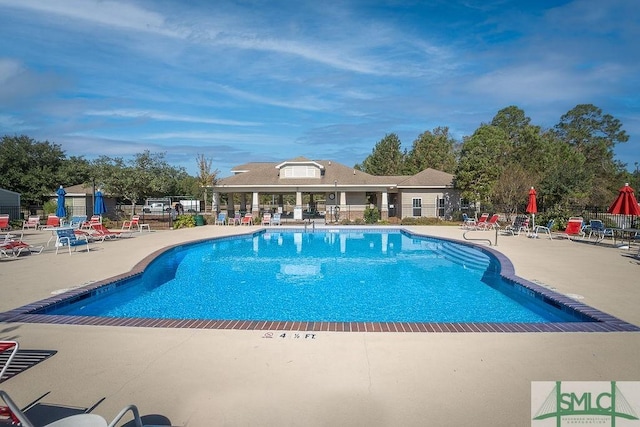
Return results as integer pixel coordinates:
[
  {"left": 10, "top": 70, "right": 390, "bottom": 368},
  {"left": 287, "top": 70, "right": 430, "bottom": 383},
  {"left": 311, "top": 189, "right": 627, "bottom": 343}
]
[{"left": 212, "top": 157, "right": 462, "bottom": 221}]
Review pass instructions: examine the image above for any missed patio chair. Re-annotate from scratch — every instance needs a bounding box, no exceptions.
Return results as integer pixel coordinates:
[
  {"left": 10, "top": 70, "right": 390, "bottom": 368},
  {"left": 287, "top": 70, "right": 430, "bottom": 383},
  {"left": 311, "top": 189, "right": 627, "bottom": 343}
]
[
  {"left": 261, "top": 213, "right": 271, "bottom": 226},
  {"left": 22, "top": 216, "right": 41, "bottom": 231},
  {"left": 502, "top": 215, "right": 530, "bottom": 236},
  {"left": 0, "top": 341, "right": 19, "bottom": 383},
  {"left": 0, "top": 238, "right": 44, "bottom": 257},
  {"left": 0, "top": 390, "right": 144, "bottom": 427},
  {"left": 586, "top": 219, "right": 614, "bottom": 243},
  {"left": 473, "top": 213, "right": 490, "bottom": 230},
  {"left": 477, "top": 214, "right": 500, "bottom": 230},
  {"left": 461, "top": 213, "right": 476, "bottom": 229},
  {"left": 68, "top": 215, "right": 87, "bottom": 229},
  {"left": 271, "top": 212, "right": 282, "bottom": 226},
  {"left": 39, "top": 215, "right": 61, "bottom": 230},
  {"left": 214, "top": 212, "right": 227, "bottom": 225},
  {"left": 227, "top": 212, "right": 241, "bottom": 226},
  {"left": 560, "top": 217, "right": 585, "bottom": 241},
  {"left": 82, "top": 215, "right": 101, "bottom": 230},
  {"left": 122, "top": 215, "right": 150, "bottom": 232},
  {"left": 54, "top": 228, "right": 90, "bottom": 255},
  {"left": 532, "top": 219, "right": 555, "bottom": 240},
  {"left": 240, "top": 213, "right": 253, "bottom": 226},
  {"left": 0, "top": 215, "right": 9, "bottom": 232},
  {"left": 90, "top": 224, "right": 131, "bottom": 242}
]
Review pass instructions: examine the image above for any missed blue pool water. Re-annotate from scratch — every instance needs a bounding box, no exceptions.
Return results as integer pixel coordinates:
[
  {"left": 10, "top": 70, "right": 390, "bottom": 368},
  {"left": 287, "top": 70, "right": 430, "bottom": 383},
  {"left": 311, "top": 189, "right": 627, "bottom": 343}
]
[{"left": 52, "top": 230, "right": 578, "bottom": 323}]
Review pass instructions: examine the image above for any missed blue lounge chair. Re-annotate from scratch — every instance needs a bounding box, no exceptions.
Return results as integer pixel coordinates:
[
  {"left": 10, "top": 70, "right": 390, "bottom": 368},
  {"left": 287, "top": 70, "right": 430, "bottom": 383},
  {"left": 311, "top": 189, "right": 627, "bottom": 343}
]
[
  {"left": 214, "top": 212, "right": 227, "bottom": 225},
  {"left": 55, "top": 228, "right": 90, "bottom": 255},
  {"left": 68, "top": 215, "right": 88, "bottom": 229}
]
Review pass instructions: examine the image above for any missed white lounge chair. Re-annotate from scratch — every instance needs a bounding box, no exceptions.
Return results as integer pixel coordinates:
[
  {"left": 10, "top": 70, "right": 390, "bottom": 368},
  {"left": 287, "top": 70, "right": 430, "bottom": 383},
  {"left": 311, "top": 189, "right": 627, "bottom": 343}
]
[{"left": 0, "top": 390, "right": 144, "bottom": 427}]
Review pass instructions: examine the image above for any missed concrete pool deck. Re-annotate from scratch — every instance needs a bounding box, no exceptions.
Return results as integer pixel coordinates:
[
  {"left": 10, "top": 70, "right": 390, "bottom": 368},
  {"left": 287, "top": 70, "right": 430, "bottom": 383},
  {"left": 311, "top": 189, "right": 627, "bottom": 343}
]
[{"left": 1, "top": 225, "right": 639, "bottom": 426}]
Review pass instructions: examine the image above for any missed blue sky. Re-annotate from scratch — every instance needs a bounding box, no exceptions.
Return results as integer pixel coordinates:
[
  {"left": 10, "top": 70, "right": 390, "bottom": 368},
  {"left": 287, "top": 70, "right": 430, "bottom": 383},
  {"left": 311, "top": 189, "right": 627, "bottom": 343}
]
[{"left": 1, "top": 0, "right": 638, "bottom": 177}]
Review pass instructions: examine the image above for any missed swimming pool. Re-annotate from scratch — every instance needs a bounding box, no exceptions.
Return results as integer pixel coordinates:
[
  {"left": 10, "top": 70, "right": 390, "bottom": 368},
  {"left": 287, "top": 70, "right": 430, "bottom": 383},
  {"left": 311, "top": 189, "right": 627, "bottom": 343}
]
[{"left": 3, "top": 228, "right": 638, "bottom": 332}]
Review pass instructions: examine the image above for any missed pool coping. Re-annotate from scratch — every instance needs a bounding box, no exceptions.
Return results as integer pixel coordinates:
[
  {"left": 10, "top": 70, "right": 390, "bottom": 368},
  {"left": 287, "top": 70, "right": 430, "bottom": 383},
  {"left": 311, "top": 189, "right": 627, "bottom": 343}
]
[{"left": 1, "top": 227, "right": 638, "bottom": 333}]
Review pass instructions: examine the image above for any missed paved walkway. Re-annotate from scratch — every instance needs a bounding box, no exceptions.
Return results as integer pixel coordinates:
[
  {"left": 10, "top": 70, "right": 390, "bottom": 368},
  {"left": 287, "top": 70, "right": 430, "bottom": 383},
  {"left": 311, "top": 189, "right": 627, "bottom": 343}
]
[{"left": 1, "top": 225, "right": 639, "bottom": 426}]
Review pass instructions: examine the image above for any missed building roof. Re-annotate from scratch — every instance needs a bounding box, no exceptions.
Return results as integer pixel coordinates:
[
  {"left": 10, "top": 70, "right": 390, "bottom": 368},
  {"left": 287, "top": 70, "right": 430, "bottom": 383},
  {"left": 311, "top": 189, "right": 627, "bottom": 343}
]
[{"left": 217, "top": 158, "right": 454, "bottom": 191}]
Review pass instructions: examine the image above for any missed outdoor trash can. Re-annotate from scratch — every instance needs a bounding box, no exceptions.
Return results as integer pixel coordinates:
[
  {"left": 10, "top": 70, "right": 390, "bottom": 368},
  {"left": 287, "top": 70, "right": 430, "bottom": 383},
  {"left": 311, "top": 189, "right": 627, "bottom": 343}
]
[{"left": 195, "top": 215, "right": 204, "bottom": 226}]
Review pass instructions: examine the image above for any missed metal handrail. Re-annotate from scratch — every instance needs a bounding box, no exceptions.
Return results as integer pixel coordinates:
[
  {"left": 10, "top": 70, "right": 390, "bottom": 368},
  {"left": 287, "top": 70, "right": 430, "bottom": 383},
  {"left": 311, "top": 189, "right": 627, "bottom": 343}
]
[{"left": 462, "top": 227, "right": 498, "bottom": 246}]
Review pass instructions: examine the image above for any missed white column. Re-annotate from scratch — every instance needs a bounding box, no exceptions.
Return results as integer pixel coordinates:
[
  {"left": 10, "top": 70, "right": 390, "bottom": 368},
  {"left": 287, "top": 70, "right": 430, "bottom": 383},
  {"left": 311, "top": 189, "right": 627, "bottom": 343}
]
[
  {"left": 296, "top": 191, "right": 302, "bottom": 207},
  {"left": 212, "top": 192, "right": 219, "bottom": 213},
  {"left": 339, "top": 191, "right": 346, "bottom": 208},
  {"left": 381, "top": 191, "right": 388, "bottom": 213},
  {"left": 252, "top": 192, "right": 259, "bottom": 215}
]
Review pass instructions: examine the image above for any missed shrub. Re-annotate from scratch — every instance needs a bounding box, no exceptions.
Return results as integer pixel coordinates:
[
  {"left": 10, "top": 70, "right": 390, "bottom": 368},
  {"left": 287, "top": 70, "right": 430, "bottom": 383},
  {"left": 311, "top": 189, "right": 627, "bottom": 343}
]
[
  {"left": 363, "top": 206, "right": 380, "bottom": 224},
  {"left": 173, "top": 215, "right": 196, "bottom": 229}
]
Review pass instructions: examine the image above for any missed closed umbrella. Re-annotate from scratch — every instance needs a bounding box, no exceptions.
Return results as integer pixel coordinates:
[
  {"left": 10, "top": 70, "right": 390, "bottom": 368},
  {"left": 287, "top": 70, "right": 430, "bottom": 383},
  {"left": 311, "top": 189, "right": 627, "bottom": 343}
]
[
  {"left": 94, "top": 189, "right": 107, "bottom": 216},
  {"left": 526, "top": 187, "right": 537, "bottom": 229},
  {"left": 55, "top": 186, "right": 66, "bottom": 219}
]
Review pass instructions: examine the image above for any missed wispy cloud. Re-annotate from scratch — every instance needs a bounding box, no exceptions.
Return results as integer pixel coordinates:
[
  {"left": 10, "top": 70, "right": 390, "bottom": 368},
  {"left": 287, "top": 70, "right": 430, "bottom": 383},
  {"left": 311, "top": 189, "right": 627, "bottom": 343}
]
[
  {"left": 0, "top": 0, "right": 637, "bottom": 175},
  {"left": 85, "top": 109, "right": 261, "bottom": 127}
]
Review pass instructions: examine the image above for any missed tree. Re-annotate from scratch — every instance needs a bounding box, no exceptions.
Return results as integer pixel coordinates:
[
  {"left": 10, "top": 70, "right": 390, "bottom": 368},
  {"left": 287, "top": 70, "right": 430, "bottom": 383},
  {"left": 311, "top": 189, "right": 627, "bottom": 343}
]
[
  {"left": 490, "top": 106, "right": 534, "bottom": 146},
  {"left": 93, "top": 150, "right": 185, "bottom": 213},
  {"left": 454, "top": 125, "right": 510, "bottom": 205},
  {"left": 554, "top": 104, "right": 628, "bottom": 205},
  {"left": 0, "top": 135, "right": 75, "bottom": 205},
  {"left": 355, "top": 133, "right": 405, "bottom": 175},
  {"left": 196, "top": 154, "right": 219, "bottom": 211},
  {"left": 536, "top": 134, "right": 590, "bottom": 209},
  {"left": 492, "top": 164, "right": 531, "bottom": 218},
  {"left": 404, "top": 127, "right": 457, "bottom": 174}
]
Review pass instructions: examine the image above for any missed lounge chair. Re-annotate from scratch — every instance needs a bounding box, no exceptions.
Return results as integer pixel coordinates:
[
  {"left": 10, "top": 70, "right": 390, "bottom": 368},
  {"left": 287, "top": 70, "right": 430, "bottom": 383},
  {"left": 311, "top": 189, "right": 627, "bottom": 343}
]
[
  {"left": 461, "top": 213, "right": 476, "bottom": 229},
  {"left": 214, "top": 212, "right": 227, "bottom": 225},
  {"left": 0, "top": 238, "right": 44, "bottom": 257},
  {"left": 502, "top": 215, "right": 530, "bottom": 236},
  {"left": 0, "top": 390, "right": 144, "bottom": 427},
  {"left": 532, "top": 219, "right": 555, "bottom": 240},
  {"left": 240, "top": 213, "right": 253, "bottom": 225},
  {"left": 0, "top": 215, "right": 9, "bottom": 232},
  {"left": 22, "top": 216, "right": 41, "bottom": 231},
  {"left": 560, "top": 217, "right": 585, "bottom": 241},
  {"left": 271, "top": 212, "right": 282, "bottom": 226},
  {"left": 477, "top": 214, "right": 500, "bottom": 230},
  {"left": 90, "top": 224, "right": 131, "bottom": 241},
  {"left": 68, "top": 215, "right": 87, "bottom": 229},
  {"left": 227, "top": 212, "right": 241, "bottom": 226},
  {"left": 54, "top": 228, "right": 90, "bottom": 255},
  {"left": 473, "top": 213, "right": 489, "bottom": 230},
  {"left": 122, "top": 215, "right": 150, "bottom": 232},
  {"left": 261, "top": 213, "right": 271, "bottom": 226},
  {"left": 82, "top": 215, "right": 101, "bottom": 230},
  {"left": 39, "top": 215, "right": 61, "bottom": 230},
  {"left": 0, "top": 341, "right": 18, "bottom": 383}
]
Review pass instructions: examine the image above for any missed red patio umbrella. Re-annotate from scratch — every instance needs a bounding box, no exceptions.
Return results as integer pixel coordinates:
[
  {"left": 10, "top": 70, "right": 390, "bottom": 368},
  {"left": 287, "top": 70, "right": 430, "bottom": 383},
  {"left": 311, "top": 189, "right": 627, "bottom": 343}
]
[
  {"left": 526, "top": 187, "right": 537, "bottom": 229},
  {"left": 607, "top": 183, "right": 640, "bottom": 217}
]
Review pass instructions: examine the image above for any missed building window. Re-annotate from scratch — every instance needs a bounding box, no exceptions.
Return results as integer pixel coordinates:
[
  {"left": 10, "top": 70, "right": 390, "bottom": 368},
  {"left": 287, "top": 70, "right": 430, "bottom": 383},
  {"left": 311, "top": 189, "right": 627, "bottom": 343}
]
[
  {"left": 438, "top": 197, "right": 445, "bottom": 217},
  {"left": 412, "top": 198, "right": 422, "bottom": 217},
  {"left": 282, "top": 166, "right": 318, "bottom": 178}
]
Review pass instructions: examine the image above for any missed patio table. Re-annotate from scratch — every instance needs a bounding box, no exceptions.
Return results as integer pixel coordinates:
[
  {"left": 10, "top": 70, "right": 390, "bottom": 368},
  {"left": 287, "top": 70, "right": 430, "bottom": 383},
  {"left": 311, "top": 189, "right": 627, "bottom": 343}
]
[{"left": 607, "top": 227, "right": 640, "bottom": 248}]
